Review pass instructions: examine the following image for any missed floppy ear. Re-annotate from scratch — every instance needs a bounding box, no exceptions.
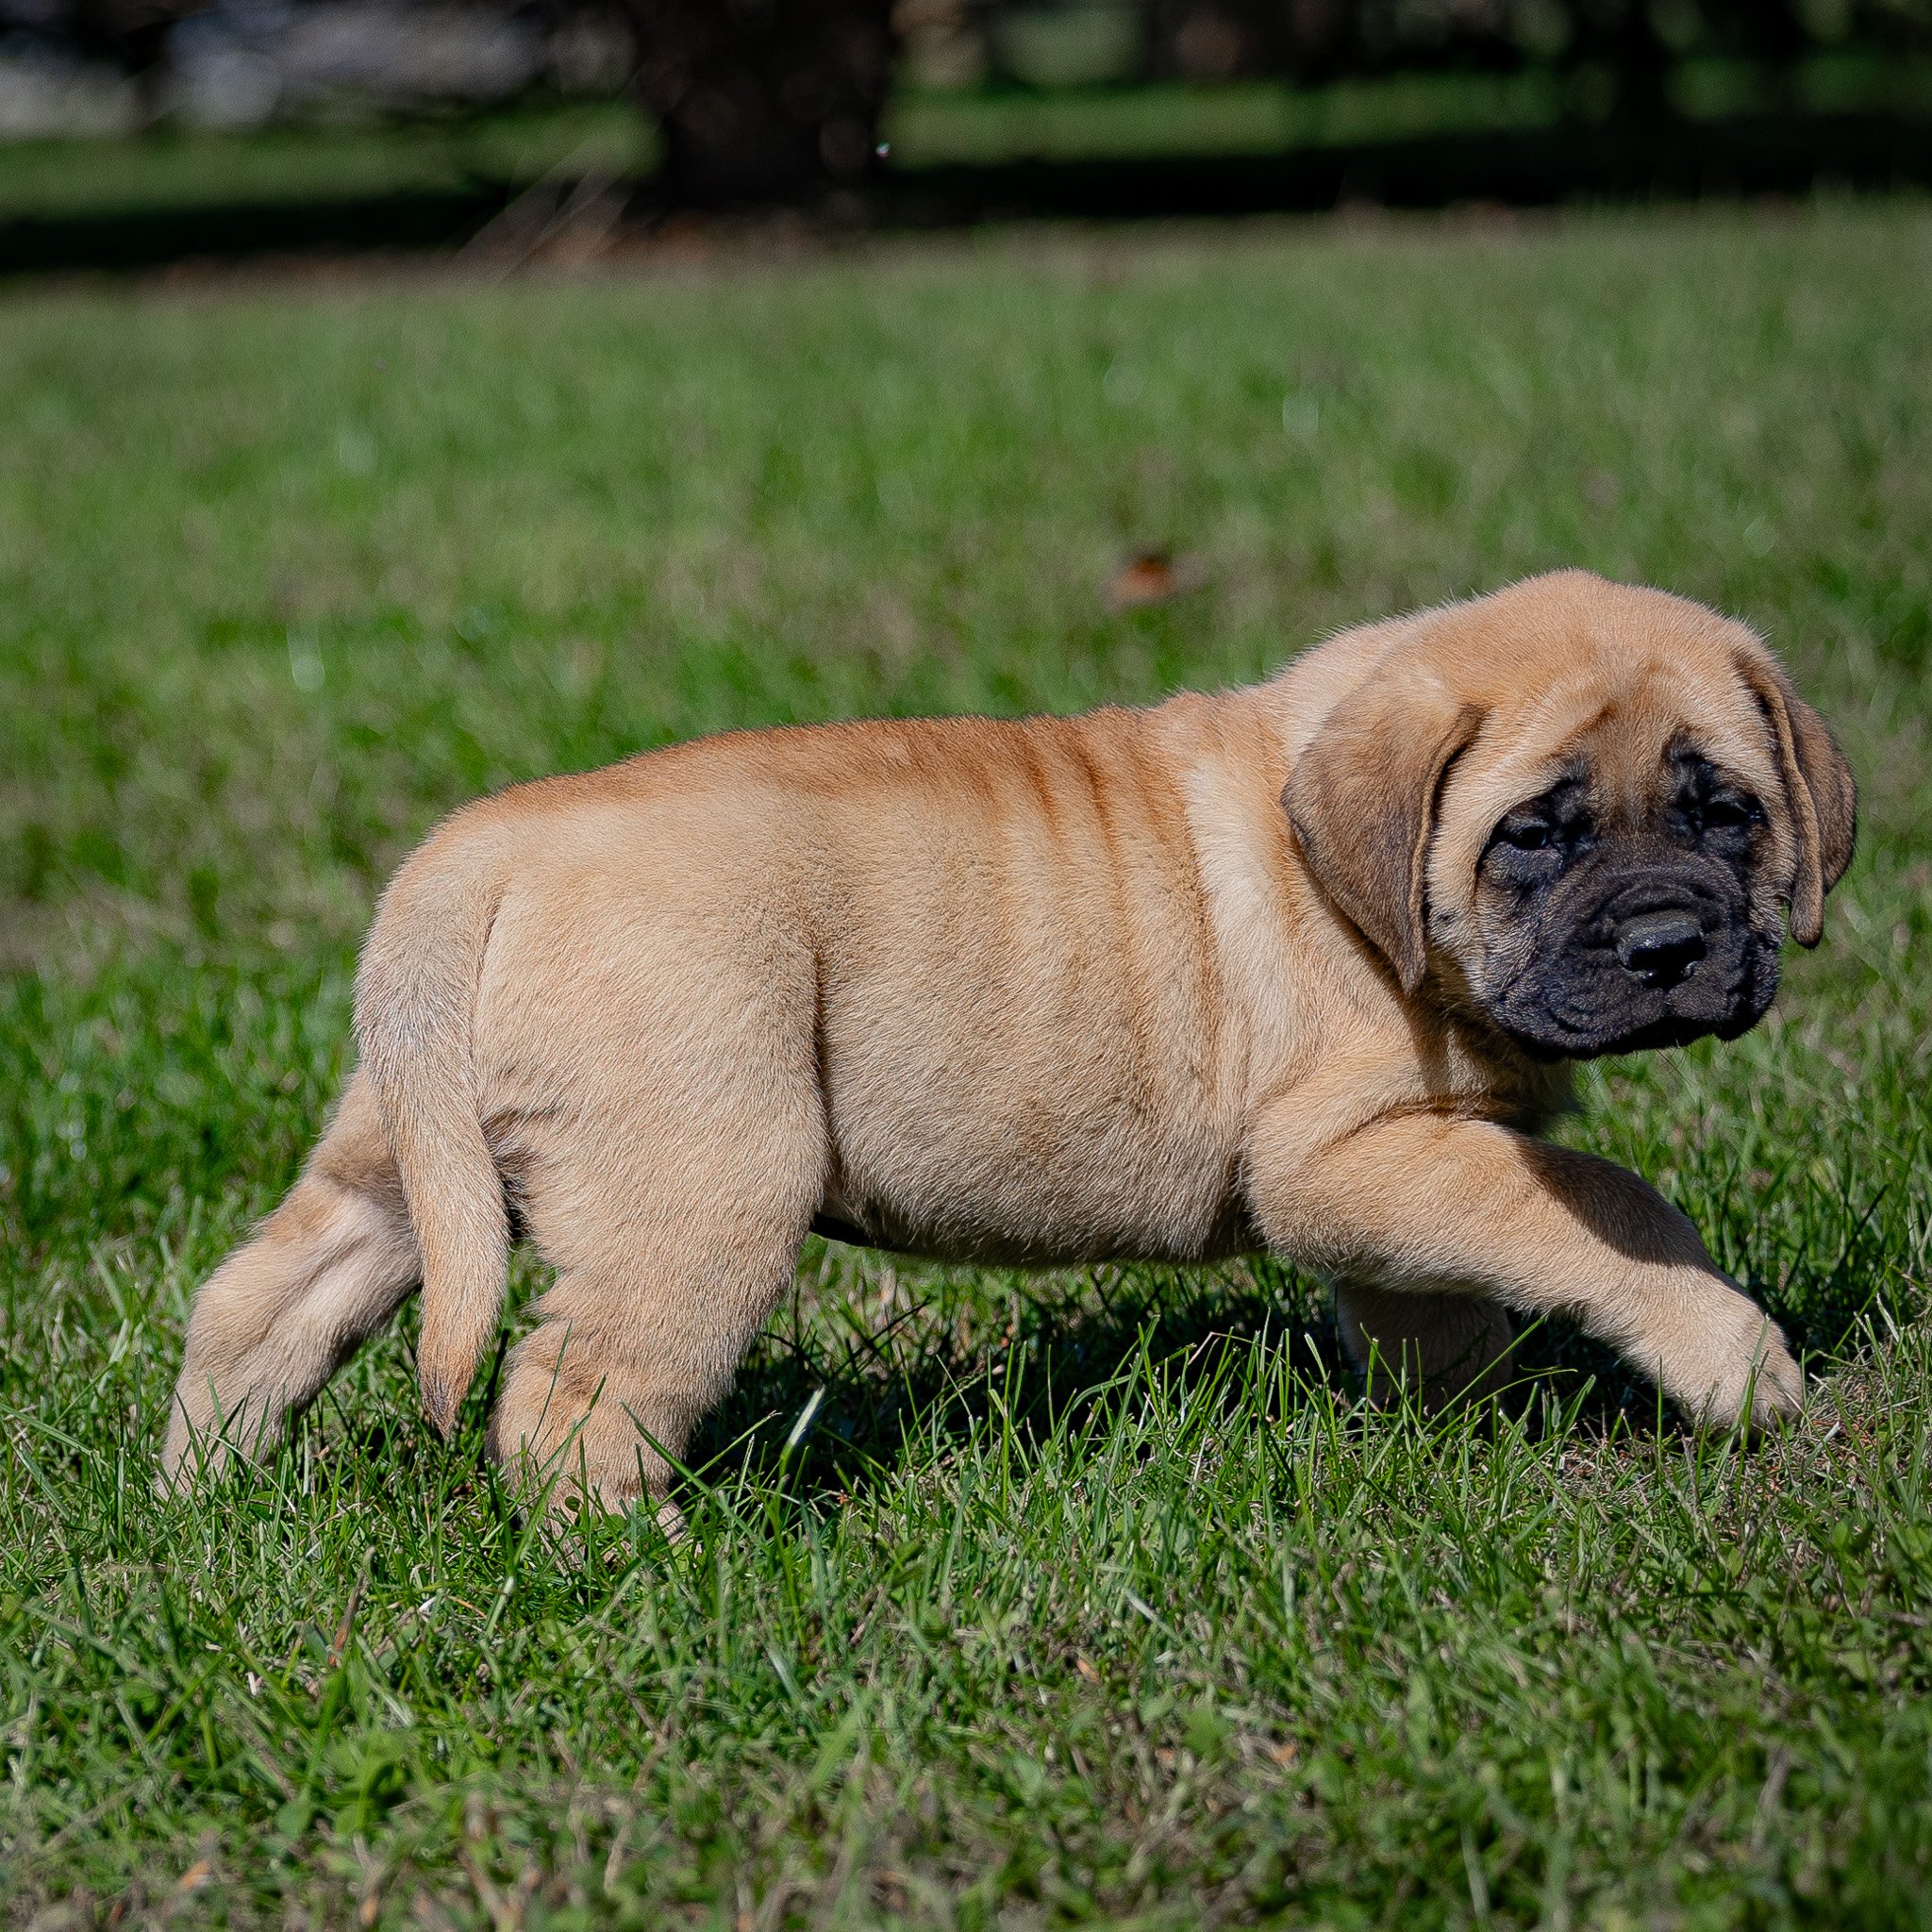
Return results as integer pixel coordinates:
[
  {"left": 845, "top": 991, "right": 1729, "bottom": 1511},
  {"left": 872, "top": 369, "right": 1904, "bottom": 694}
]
[
  {"left": 1734, "top": 650, "right": 1857, "bottom": 947},
  {"left": 1282, "top": 676, "right": 1484, "bottom": 994}
]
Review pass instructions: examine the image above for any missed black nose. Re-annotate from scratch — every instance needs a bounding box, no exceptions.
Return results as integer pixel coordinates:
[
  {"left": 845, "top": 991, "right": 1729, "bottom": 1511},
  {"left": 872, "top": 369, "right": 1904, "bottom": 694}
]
[{"left": 1616, "top": 910, "right": 1706, "bottom": 989}]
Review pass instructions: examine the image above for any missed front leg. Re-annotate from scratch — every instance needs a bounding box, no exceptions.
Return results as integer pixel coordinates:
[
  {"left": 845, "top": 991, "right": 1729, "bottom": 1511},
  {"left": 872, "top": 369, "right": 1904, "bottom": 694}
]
[
  {"left": 1334, "top": 1279, "right": 1518, "bottom": 1410},
  {"left": 1249, "top": 1106, "right": 1801, "bottom": 1427}
]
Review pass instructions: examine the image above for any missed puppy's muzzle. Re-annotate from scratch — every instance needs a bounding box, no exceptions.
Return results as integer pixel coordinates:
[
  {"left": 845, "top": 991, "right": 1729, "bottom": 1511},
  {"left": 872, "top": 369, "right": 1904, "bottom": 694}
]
[{"left": 1491, "top": 865, "right": 1776, "bottom": 1058}]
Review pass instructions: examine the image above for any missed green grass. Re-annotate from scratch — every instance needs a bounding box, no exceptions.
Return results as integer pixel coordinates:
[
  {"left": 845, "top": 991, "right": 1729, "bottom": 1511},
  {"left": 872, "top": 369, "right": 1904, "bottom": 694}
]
[
  {"left": 884, "top": 73, "right": 1577, "bottom": 166},
  {"left": 0, "top": 101, "right": 655, "bottom": 225},
  {"left": 3, "top": 203, "right": 1931, "bottom": 1927},
  {"left": 885, "top": 51, "right": 1932, "bottom": 168}
]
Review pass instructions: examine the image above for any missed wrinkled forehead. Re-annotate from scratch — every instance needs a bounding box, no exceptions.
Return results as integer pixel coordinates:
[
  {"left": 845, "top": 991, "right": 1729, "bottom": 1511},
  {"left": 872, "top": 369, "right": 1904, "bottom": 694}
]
[{"left": 1445, "top": 634, "right": 1781, "bottom": 831}]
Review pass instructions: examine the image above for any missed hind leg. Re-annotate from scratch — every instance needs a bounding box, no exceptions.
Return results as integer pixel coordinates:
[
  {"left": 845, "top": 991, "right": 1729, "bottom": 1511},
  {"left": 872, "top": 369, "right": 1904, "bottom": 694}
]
[
  {"left": 487, "top": 1092, "right": 823, "bottom": 1521},
  {"left": 161, "top": 1071, "right": 419, "bottom": 1486}
]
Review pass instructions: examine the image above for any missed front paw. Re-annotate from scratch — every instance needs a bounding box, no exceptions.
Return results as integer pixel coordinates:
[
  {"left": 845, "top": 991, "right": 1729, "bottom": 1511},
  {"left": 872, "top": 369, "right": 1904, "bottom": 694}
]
[{"left": 1674, "top": 1297, "right": 1803, "bottom": 1430}]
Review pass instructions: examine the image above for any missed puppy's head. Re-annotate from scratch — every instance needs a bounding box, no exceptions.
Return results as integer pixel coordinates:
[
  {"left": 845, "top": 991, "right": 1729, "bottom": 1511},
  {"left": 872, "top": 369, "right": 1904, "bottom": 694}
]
[{"left": 1284, "top": 572, "right": 1857, "bottom": 1058}]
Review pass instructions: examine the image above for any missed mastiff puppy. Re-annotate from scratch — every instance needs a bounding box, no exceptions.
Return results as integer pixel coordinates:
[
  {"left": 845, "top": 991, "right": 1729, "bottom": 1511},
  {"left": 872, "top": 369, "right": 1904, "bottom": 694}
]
[{"left": 162, "top": 571, "right": 1855, "bottom": 1516}]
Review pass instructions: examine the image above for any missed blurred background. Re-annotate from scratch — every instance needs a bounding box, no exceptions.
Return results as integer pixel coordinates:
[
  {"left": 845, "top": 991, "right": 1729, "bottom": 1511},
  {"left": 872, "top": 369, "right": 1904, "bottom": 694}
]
[{"left": 4, "top": 0, "right": 1932, "bottom": 270}]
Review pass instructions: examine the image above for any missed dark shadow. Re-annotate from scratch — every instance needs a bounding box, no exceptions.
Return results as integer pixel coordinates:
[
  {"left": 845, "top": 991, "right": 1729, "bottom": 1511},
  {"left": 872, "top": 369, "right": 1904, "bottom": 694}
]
[
  {"left": 7, "top": 110, "right": 1932, "bottom": 276},
  {"left": 686, "top": 1253, "right": 1349, "bottom": 1507},
  {"left": 1516, "top": 1136, "right": 1720, "bottom": 1270},
  {"left": 0, "top": 185, "right": 528, "bottom": 276},
  {"left": 875, "top": 111, "right": 1932, "bottom": 226},
  {"left": 678, "top": 1237, "right": 1820, "bottom": 1510}
]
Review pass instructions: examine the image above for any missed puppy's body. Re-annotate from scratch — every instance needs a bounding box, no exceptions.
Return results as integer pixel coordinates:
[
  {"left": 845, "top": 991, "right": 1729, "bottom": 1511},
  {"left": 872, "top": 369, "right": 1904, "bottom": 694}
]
[{"left": 164, "top": 573, "right": 1854, "bottom": 1510}]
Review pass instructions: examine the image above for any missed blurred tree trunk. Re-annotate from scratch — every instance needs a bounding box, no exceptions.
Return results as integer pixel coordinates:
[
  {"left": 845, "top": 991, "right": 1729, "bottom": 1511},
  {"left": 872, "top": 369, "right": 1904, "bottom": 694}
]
[
  {"left": 626, "top": 0, "right": 896, "bottom": 205},
  {"left": 1149, "top": 0, "right": 1355, "bottom": 84}
]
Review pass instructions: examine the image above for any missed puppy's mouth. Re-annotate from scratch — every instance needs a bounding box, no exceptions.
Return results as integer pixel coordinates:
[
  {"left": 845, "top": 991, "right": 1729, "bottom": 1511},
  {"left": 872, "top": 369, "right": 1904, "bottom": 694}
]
[{"left": 1483, "top": 869, "right": 1779, "bottom": 1060}]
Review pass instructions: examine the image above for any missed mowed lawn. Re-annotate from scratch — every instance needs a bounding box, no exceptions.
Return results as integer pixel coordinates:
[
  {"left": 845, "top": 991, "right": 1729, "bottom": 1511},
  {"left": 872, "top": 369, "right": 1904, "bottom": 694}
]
[{"left": 3, "top": 205, "right": 1931, "bottom": 1928}]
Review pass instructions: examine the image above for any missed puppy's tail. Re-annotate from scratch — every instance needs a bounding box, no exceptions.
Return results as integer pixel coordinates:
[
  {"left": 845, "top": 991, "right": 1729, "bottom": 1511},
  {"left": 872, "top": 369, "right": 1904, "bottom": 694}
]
[{"left": 354, "top": 820, "right": 514, "bottom": 1441}]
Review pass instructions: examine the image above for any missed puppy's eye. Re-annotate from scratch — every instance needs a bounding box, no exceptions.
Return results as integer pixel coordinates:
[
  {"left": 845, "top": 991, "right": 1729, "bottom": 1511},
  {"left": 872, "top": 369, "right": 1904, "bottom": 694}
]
[
  {"left": 1700, "top": 794, "right": 1761, "bottom": 831},
  {"left": 1483, "top": 813, "right": 1570, "bottom": 884},
  {"left": 1671, "top": 788, "right": 1763, "bottom": 841},
  {"left": 1499, "top": 820, "right": 1553, "bottom": 851},
  {"left": 1668, "top": 752, "right": 1764, "bottom": 841},
  {"left": 1485, "top": 788, "right": 1590, "bottom": 878}
]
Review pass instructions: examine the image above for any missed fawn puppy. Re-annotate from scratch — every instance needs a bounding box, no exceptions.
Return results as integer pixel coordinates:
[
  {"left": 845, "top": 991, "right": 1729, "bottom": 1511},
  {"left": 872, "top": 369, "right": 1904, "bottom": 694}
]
[{"left": 163, "top": 572, "right": 1855, "bottom": 1518}]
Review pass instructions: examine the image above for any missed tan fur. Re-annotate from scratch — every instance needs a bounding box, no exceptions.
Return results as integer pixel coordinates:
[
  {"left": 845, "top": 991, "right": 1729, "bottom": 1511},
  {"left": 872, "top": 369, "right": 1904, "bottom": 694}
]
[{"left": 161, "top": 572, "right": 1855, "bottom": 1508}]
